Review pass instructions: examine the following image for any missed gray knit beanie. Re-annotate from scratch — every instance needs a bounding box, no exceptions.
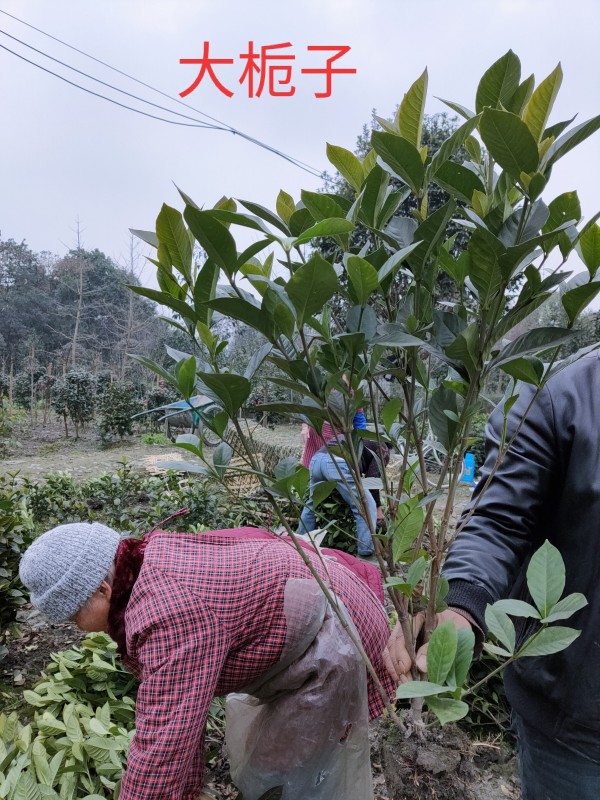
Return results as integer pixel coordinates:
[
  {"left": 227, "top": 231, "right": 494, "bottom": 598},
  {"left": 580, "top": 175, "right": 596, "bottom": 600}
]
[{"left": 19, "top": 523, "right": 121, "bottom": 623}]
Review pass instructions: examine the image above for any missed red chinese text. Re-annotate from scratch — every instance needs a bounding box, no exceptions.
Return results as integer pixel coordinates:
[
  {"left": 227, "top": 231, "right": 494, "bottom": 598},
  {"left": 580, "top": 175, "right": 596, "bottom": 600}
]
[{"left": 179, "top": 42, "right": 356, "bottom": 99}]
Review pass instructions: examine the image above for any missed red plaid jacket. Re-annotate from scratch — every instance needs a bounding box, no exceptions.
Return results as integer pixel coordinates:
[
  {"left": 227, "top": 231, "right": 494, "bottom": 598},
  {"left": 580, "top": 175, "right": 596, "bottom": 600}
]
[{"left": 119, "top": 529, "right": 393, "bottom": 800}]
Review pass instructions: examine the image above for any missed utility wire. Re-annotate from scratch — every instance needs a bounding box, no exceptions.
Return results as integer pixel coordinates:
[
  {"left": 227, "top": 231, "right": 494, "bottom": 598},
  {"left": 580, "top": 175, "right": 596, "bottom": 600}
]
[
  {"left": 0, "top": 7, "right": 324, "bottom": 178},
  {"left": 0, "top": 27, "right": 229, "bottom": 131},
  {"left": 0, "top": 43, "right": 222, "bottom": 130}
]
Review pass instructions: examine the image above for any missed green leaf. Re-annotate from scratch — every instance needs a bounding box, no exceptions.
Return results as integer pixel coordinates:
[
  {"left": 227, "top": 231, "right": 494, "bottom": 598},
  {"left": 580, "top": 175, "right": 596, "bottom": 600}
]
[
  {"left": 238, "top": 200, "right": 290, "bottom": 235},
  {"left": 523, "top": 63, "right": 563, "bottom": 143},
  {"left": 542, "top": 592, "right": 588, "bottom": 623},
  {"left": 358, "top": 164, "right": 390, "bottom": 227},
  {"left": 433, "top": 161, "right": 485, "bottom": 204},
  {"left": 426, "top": 621, "right": 457, "bottom": 684},
  {"left": 155, "top": 204, "right": 193, "bottom": 282},
  {"left": 541, "top": 191, "right": 581, "bottom": 255},
  {"left": 371, "top": 131, "right": 424, "bottom": 194},
  {"left": 130, "top": 228, "right": 158, "bottom": 248},
  {"left": 452, "top": 628, "right": 475, "bottom": 687},
  {"left": 193, "top": 260, "right": 219, "bottom": 325},
  {"left": 406, "top": 556, "right": 427, "bottom": 588},
  {"left": 445, "top": 322, "right": 479, "bottom": 379},
  {"left": 407, "top": 200, "right": 456, "bottom": 278},
  {"left": 542, "top": 114, "right": 600, "bottom": 169},
  {"left": 197, "top": 373, "right": 251, "bottom": 418},
  {"left": 506, "top": 74, "right": 535, "bottom": 115},
  {"left": 397, "top": 68, "right": 428, "bottom": 148},
  {"left": 128, "top": 285, "right": 200, "bottom": 325},
  {"left": 426, "top": 697, "right": 469, "bottom": 726},
  {"left": 209, "top": 297, "right": 275, "bottom": 341},
  {"left": 392, "top": 499, "right": 424, "bottom": 561},
  {"left": 381, "top": 397, "right": 402, "bottom": 434},
  {"left": 300, "top": 190, "right": 346, "bottom": 221},
  {"left": 499, "top": 356, "right": 545, "bottom": 386},
  {"left": 175, "top": 356, "right": 197, "bottom": 401},
  {"left": 519, "top": 626, "right": 580, "bottom": 657},
  {"left": 14, "top": 772, "right": 43, "bottom": 800},
  {"left": 485, "top": 605, "right": 516, "bottom": 654},
  {"left": 578, "top": 224, "right": 600, "bottom": 277},
  {"left": 490, "top": 327, "right": 575, "bottom": 369},
  {"left": 492, "top": 599, "right": 541, "bottom": 618},
  {"left": 476, "top": 50, "right": 521, "bottom": 113},
  {"left": 312, "top": 480, "right": 338, "bottom": 509},
  {"left": 285, "top": 253, "right": 338, "bottom": 324},
  {"left": 244, "top": 343, "right": 272, "bottom": 380},
  {"left": 292, "top": 218, "right": 354, "bottom": 246},
  {"left": 543, "top": 115, "right": 576, "bottom": 140},
  {"left": 326, "top": 143, "right": 364, "bottom": 192},
  {"left": 484, "top": 642, "right": 513, "bottom": 658},
  {"left": 32, "top": 740, "right": 52, "bottom": 786},
  {"left": 288, "top": 207, "right": 314, "bottom": 237},
  {"left": 562, "top": 282, "right": 600, "bottom": 325},
  {"left": 346, "top": 256, "right": 379, "bottom": 305},
  {"left": 377, "top": 241, "right": 422, "bottom": 284},
  {"left": 526, "top": 539, "right": 565, "bottom": 617},
  {"left": 525, "top": 172, "right": 547, "bottom": 202},
  {"left": 184, "top": 206, "right": 238, "bottom": 277},
  {"left": 428, "top": 384, "right": 458, "bottom": 450},
  {"left": 479, "top": 109, "right": 539, "bottom": 178},
  {"left": 63, "top": 705, "right": 83, "bottom": 743},
  {"left": 395, "top": 681, "right": 449, "bottom": 699},
  {"left": 465, "top": 135, "right": 482, "bottom": 164},
  {"left": 437, "top": 98, "right": 475, "bottom": 120},
  {"left": 427, "top": 115, "right": 481, "bottom": 179},
  {"left": 209, "top": 209, "right": 273, "bottom": 236},
  {"left": 212, "top": 442, "right": 233, "bottom": 477},
  {"left": 276, "top": 190, "right": 296, "bottom": 224}
]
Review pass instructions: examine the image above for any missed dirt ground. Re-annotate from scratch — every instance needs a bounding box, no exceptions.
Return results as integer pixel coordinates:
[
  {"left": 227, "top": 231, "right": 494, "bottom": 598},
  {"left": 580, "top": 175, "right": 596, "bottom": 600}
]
[{"left": 1, "top": 419, "right": 182, "bottom": 481}]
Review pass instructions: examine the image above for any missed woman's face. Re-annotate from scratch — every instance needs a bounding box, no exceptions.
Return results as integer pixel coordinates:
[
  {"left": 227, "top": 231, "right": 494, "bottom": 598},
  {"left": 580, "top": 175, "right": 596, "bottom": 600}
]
[{"left": 71, "top": 579, "right": 112, "bottom": 632}]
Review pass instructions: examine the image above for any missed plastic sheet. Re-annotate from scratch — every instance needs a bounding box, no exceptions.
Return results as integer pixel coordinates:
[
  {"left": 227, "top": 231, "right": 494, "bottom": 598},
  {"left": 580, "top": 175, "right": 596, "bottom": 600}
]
[{"left": 226, "top": 578, "right": 373, "bottom": 800}]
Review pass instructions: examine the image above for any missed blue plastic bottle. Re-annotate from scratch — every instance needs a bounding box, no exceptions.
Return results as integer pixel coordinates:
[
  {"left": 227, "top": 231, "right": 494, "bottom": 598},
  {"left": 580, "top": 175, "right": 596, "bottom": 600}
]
[{"left": 460, "top": 452, "right": 475, "bottom": 484}]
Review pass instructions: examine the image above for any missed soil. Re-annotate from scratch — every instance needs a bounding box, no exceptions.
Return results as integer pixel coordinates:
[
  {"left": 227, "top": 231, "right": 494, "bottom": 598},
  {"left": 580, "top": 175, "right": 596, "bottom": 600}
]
[
  {"left": 376, "top": 719, "right": 520, "bottom": 800},
  {"left": 0, "top": 419, "right": 185, "bottom": 481}
]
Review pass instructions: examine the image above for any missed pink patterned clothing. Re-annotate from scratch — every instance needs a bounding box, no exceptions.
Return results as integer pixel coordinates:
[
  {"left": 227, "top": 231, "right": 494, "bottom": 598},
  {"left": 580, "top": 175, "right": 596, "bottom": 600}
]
[{"left": 118, "top": 529, "right": 394, "bottom": 800}]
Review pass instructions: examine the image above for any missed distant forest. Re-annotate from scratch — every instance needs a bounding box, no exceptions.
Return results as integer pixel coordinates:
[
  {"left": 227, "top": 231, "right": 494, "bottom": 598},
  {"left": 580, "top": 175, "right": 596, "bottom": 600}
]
[{"left": 0, "top": 234, "right": 182, "bottom": 389}]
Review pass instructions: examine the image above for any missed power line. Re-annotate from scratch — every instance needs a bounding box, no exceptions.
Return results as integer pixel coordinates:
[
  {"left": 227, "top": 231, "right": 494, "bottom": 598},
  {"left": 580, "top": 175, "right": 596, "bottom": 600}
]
[
  {"left": 0, "top": 42, "right": 220, "bottom": 130},
  {"left": 0, "top": 8, "right": 324, "bottom": 178},
  {"left": 0, "top": 27, "right": 229, "bottom": 131}
]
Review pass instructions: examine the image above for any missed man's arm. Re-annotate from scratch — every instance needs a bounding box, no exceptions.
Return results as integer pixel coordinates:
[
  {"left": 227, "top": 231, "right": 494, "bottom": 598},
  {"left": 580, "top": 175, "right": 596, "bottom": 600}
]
[
  {"left": 120, "top": 574, "right": 229, "bottom": 800},
  {"left": 384, "top": 381, "right": 560, "bottom": 682},
  {"left": 444, "top": 380, "right": 559, "bottom": 629}
]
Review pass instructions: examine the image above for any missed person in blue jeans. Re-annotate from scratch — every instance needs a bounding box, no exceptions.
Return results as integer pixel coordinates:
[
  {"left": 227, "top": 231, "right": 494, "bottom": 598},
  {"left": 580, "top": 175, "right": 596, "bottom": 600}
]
[{"left": 299, "top": 449, "right": 377, "bottom": 557}]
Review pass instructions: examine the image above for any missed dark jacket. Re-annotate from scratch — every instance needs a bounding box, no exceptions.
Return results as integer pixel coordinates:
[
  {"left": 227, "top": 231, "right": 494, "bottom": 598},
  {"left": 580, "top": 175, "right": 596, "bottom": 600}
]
[{"left": 444, "top": 351, "right": 600, "bottom": 760}]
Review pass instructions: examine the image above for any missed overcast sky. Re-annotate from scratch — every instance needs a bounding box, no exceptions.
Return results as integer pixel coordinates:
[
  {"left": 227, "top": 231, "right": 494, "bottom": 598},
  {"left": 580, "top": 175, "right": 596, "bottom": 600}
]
[{"left": 1, "top": 0, "right": 599, "bottom": 288}]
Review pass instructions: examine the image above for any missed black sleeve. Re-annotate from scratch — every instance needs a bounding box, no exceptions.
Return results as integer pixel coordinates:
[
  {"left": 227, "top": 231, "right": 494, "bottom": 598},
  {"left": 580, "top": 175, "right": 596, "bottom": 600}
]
[{"left": 443, "top": 381, "right": 560, "bottom": 631}]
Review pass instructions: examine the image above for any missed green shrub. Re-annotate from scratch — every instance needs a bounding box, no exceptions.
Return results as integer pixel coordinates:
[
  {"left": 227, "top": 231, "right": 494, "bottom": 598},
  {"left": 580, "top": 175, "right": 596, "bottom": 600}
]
[
  {"left": 24, "top": 472, "right": 86, "bottom": 528},
  {"left": 140, "top": 432, "right": 169, "bottom": 446},
  {"left": 0, "top": 475, "right": 35, "bottom": 660},
  {"left": 97, "top": 382, "right": 142, "bottom": 441},
  {"left": 12, "top": 373, "right": 34, "bottom": 410},
  {"left": 20, "top": 462, "right": 237, "bottom": 537},
  {"left": 52, "top": 371, "right": 96, "bottom": 438},
  {"left": 469, "top": 412, "right": 490, "bottom": 469}
]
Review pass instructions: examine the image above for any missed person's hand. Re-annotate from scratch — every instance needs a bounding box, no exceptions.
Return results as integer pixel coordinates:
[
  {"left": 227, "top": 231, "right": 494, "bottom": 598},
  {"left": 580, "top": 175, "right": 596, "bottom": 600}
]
[
  {"left": 376, "top": 506, "right": 384, "bottom": 522},
  {"left": 383, "top": 609, "right": 473, "bottom": 684},
  {"left": 199, "top": 791, "right": 217, "bottom": 800}
]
